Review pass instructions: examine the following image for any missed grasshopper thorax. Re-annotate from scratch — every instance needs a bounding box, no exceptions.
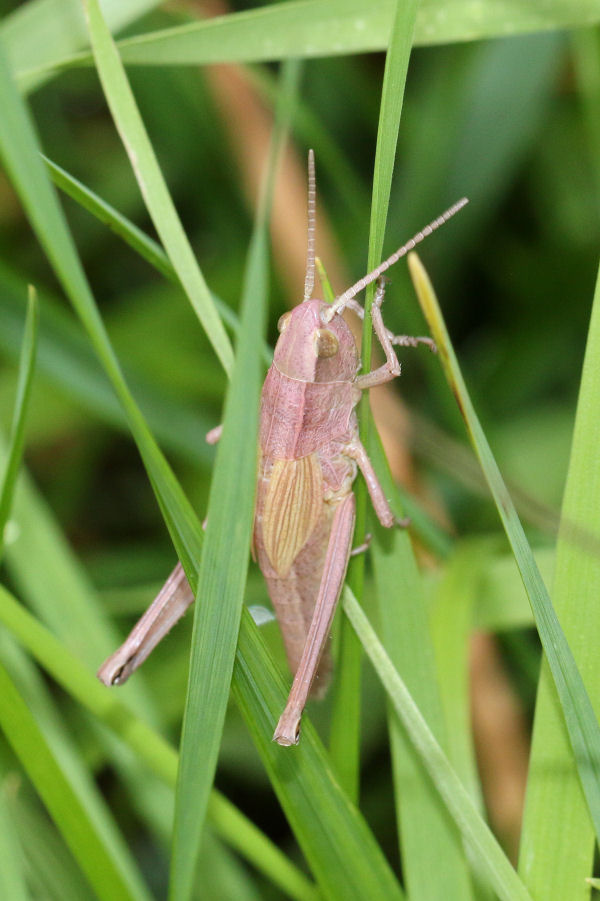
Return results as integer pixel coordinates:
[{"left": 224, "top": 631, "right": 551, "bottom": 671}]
[{"left": 274, "top": 298, "right": 358, "bottom": 383}]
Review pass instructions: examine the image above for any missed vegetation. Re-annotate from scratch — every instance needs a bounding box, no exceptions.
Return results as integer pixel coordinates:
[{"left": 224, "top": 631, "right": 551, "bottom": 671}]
[{"left": 0, "top": 1, "right": 599, "bottom": 899}]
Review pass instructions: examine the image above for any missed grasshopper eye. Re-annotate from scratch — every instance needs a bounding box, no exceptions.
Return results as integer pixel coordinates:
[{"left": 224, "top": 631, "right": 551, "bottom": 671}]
[
  {"left": 277, "top": 312, "right": 292, "bottom": 333},
  {"left": 315, "top": 329, "right": 339, "bottom": 358}
]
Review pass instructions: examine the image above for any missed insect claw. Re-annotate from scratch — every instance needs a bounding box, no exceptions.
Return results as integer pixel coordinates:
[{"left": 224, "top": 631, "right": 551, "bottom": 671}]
[
  {"left": 350, "top": 533, "right": 372, "bottom": 556},
  {"left": 395, "top": 516, "right": 411, "bottom": 529}
]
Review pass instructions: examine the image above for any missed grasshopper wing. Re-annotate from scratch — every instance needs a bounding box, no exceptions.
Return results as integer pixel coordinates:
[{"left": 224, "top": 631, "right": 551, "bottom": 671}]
[{"left": 261, "top": 454, "right": 322, "bottom": 577}]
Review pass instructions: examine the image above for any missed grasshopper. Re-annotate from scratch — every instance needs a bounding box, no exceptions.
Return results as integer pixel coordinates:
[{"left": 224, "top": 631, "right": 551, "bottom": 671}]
[{"left": 98, "top": 151, "right": 467, "bottom": 746}]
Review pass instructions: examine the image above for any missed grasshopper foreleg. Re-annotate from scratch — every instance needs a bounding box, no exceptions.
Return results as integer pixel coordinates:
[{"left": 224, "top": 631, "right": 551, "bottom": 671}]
[
  {"left": 354, "top": 277, "right": 435, "bottom": 390},
  {"left": 273, "top": 492, "right": 356, "bottom": 746}
]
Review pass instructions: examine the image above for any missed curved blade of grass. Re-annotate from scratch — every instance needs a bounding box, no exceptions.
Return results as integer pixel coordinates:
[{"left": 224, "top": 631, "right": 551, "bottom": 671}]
[
  {"left": 342, "top": 586, "right": 533, "bottom": 901},
  {"left": 17, "top": 0, "right": 600, "bottom": 87},
  {"left": 329, "top": 0, "right": 417, "bottom": 801},
  {"left": 110, "top": 1, "right": 600, "bottom": 68},
  {"left": 0, "top": 38, "right": 406, "bottom": 901},
  {"left": 0, "top": 286, "right": 37, "bottom": 562},
  {"left": 0, "top": 584, "right": 317, "bottom": 901},
  {"left": 408, "top": 250, "right": 600, "bottom": 849},
  {"left": 0, "top": 661, "right": 150, "bottom": 901},
  {"left": 168, "top": 156, "right": 278, "bottom": 901},
  {"left": 82, "top": 0, "right": 233, "bottom": 376},
  {"left": 368, "top": 428, "right": 474, "bottom": 900},
  {"left": 518, "top": 262, "right": 600, "bottom": 897},
  {"left": 41, "top": 155, "right": 272, "bottom": 366},
  {"left": 169, "top": 223, "right": 265, "bottom": 901}
]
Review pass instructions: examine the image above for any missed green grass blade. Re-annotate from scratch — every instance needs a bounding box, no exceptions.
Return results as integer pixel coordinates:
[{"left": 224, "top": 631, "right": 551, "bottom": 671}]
[
  {"left": 342, "top": 586, "right": 532, "bottom": 901},
  {"left": 0, "top": 770, "right": 29, "bottom": 901},
  {"left": 18, "top": 0, "right": 599, "bottom": 86},
  {"left": 169, "top": 219, "right": 265, "bottom": 900},
  {"left": 233, "top": 607, "right": 405, "bottom": 901},
  {"left": 408, "top": 250, "right": 600, "bottom": 850},
  {"left": 0, "top": 661, "right": 150, "bottom": 901},
  {"left": 429, "top": 541, "right": 493, "bottom": 807},
  {"left": 0, "top": 286, "right": 37, "bottom": 561},
  {"left": 368, "top": 429, "right": 474, "bottom": 899},
  {"left": 110, "top": 1, "right": 600, "bottom": 69},
  {"left": 0, "top": 584, "right": 317, "bottom": 901},
  {"left": 329, "top": 0, "right": 418, "bottom": 801},
  {"left": 518, "top": 262, "right": 600, "bottom": 897},
  {"left": 82, "top": 0, "right": 233, "bottom": 376}
]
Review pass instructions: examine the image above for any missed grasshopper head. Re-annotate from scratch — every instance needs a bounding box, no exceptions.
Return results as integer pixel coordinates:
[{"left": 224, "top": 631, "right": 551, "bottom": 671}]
[{"left": 274, "top": 298, "right": 358, "bottom": 383}]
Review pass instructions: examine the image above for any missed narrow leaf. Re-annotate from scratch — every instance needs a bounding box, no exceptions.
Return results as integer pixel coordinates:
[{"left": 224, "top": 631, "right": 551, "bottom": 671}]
[
  {"left": 110, "top": 1, "right": 600, "bottom": 68},
  {"left": 329, "top": 0, "right": 419, "bottom": 800},
  {"left": 519, "top": 261, "right": 600, "bottom": 897},
  {"left": 369, "top": 428, "right": 474, "bottom": 900},
  {"left": 0, "top": 661, "right": 149, "bottom": 901},
  {"left": 0, "top": 286, "right": 37, "bottom": 561},
  {"left": 169, "top": 191, "right": 268, "bottom": 901},
  {"left": 0, "top": 770, "right": 29, "bottom": 901},
  {"left": 342, "top": 586, "right": 532, "bottom": 901},
  {"left": 409, "top": 250, "right": 600, "bottom": 851},
  {"left": 82, "top": 0, "right": 233, "bottom": 375}
]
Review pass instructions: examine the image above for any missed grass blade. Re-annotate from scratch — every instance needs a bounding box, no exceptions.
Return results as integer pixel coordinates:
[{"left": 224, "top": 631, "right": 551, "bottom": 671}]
[
  {"left": 108, "top": 1, "right": 600, "bottom": 68},
  {"left": 233, "top": 606, "right": 405, "bottom": 901},
  {"left": 0, "top": 661, "right": 150, "bottom": 901},
  {"left": 0, "top": 769, "right": 29, "bottom": 901},
  {"left": 82, "top": 0, "right": 233, "bottom": 376},
  {"left": 518, "top": 261, "right": 600, "bottom": 897},
  {"left": 408, "top": 250, "right": 600, "bottom": 850},
  {"left": 169, "top": 218, "right": 265, "bottom": 899},
  {"left": 17, "top": 0, "right": 599, "bottom": 87},
  {"left": 368, "top": 429, "right": 474, "bottom": 899},
  {"left": 329, "top": 0, "right": 418, "bottom": 800},
  {"left": 342, "top": 586, "right": 532, "bottom": 901},
  {"left": 0, "top": 286, "right": 37, "bottom": 561}
]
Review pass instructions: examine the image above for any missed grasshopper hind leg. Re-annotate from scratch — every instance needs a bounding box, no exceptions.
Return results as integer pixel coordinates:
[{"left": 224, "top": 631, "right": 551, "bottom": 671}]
[{"left": 274, "top": 492, "right": 356, "bottom": 746}]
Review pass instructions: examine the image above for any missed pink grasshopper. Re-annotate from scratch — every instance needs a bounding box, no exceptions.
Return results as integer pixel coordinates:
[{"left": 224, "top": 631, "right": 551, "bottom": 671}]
[{"left": 98, "top": 151, "right": 467, "bottom": 745}]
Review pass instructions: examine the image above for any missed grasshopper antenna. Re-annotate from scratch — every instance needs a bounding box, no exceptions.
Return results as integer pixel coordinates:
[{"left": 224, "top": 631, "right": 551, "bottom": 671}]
[
  {"left": 323, "top": 196, "right": 468, "bottom": 321},
  {"left": 303, "top": 149, "right": 317, "bottom": 302}
]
